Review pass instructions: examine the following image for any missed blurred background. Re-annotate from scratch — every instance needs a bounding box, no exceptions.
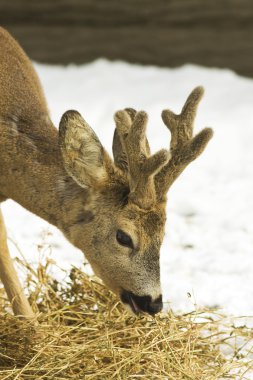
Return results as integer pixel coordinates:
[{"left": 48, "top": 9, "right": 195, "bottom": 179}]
[{"left": 1, "top": 0, "right": 253, "bottom": 77}]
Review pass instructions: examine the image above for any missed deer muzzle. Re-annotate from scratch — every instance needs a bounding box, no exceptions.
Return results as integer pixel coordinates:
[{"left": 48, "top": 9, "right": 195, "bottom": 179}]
[{"left": 121, "top": 290, "right": 163, "bottom": 315}]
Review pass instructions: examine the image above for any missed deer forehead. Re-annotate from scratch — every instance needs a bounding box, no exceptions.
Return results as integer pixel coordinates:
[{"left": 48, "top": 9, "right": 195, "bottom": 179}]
[{"left": 117, "top": 206, "right": 166, "bottom": 245}]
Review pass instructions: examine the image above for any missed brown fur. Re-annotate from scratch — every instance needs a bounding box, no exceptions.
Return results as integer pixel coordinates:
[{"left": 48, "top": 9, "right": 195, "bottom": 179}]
[{"left": 0, "top": 27, "right": 213, "bottom": 317}]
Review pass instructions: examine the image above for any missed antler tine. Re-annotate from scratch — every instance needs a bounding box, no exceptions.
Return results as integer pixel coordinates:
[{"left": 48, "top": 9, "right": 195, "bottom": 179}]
[
  {"left": 114, "top": 110, "right": 170, "bottom": 208},
  {"left": 112, "top": 108, "right": 151, "bottom": 173},
  {"left": 155, "top": 86, "right": 213, "bottom": 199}
]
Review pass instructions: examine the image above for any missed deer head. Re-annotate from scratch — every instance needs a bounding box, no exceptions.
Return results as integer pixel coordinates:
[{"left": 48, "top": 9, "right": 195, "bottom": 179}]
[{"left": 58, "top": 87, "right": 213, "bottom": 315}]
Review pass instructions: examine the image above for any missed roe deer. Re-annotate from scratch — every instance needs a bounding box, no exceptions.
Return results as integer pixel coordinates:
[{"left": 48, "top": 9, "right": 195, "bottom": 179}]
[{"left": 0, "top": 27, "right": 213, "bottom": 318}]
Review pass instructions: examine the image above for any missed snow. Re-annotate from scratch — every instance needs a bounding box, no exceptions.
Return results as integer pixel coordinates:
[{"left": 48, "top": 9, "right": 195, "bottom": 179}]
[{"left": 2, "top": 59, "right": 253, "bottom": 319}]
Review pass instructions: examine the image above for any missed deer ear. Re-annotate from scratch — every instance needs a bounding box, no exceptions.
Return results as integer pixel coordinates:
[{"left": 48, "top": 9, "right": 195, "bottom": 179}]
[{"left": 59, "top": 110, "right": 114, "bottom": 188}]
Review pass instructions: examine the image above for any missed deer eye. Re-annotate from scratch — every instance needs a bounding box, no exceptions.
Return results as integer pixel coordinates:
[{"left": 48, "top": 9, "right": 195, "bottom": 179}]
[{"left": 116, "top": 229, "right": 133, "bottom": 249}]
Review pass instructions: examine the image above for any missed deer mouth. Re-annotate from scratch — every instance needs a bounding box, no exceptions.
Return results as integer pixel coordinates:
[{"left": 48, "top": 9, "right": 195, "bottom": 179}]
[{"left": 120, "top": 290, "right": 142, "bottom": 315}]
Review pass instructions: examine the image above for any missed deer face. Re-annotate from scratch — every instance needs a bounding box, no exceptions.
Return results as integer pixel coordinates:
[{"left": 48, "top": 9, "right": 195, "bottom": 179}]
[
  {"left": 59, "top": 88, "right": 213, "bottom": 316},
  {"left": 79, "top": 196, "right": 166, "bottom": 315}
]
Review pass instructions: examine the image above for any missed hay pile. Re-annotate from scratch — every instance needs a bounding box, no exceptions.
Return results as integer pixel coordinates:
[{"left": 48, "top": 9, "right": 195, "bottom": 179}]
[{"left": 0, "top": 258, "right": 252, "bottom": 379}]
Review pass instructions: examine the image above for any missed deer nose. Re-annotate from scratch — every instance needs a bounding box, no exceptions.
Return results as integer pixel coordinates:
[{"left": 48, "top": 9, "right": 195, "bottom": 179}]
[
  {"left": 135, "top": 294, "right": 163, "bottom": 315},
  {"left": 121, "top": 291, "right": 163, "bottom": 315},
  {"left": 148, "top": 295, "right": 163, "bottom": 315}
]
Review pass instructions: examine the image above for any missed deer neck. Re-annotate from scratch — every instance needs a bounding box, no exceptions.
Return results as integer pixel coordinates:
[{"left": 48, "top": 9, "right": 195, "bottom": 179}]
[{"left": 0, "top": 115, "right": 89, "bottom": 233}]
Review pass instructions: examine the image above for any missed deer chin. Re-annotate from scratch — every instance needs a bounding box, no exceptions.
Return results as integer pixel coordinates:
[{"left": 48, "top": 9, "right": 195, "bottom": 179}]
[{"left": 123, "top": 302, "right": 141, "bottom": 316}]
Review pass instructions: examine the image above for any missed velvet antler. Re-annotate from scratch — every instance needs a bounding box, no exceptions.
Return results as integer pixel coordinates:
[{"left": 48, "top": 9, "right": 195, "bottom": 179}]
[
  {"left": 113, "top": 87, "right": 213, "bottom": 208},
  {"left": 155, "top": 87, "right": 213, "bottom": 200},
  {"left": 114, "top": 110, "right": 170, "bottom": 209}
]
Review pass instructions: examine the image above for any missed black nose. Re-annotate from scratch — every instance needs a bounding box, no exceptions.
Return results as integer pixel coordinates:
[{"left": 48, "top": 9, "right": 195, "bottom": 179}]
[{"left": 121, "top": 291, "right": 163, "bottom": 315}]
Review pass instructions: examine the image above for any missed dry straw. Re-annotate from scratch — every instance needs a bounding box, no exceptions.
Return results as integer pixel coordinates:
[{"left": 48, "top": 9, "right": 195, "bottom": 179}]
[{"left": 0, "top": 257, "right": 252, "bottom": 380}]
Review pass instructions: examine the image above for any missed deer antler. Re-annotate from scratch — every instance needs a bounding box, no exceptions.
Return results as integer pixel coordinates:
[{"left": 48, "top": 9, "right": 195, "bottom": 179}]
[
  {"left": 114, "top": 110, "right": 170, "bottom": 209},
  {"left": 155, "top": 86, "right": 213, "bottom": 200},
  {"left": 113, "top": 108, "right": 151, "bottom": 172}
]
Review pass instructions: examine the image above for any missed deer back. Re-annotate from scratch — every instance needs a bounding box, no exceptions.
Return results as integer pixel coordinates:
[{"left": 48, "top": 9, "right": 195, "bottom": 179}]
[{"left": 0, "top": 27, "right": 68, "bottom": 224}]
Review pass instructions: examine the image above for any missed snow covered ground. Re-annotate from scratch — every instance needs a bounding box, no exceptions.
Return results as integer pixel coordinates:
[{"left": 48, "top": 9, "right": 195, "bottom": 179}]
[{"left": 2, "top": 60, "right": 253, "bottom": 318}]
